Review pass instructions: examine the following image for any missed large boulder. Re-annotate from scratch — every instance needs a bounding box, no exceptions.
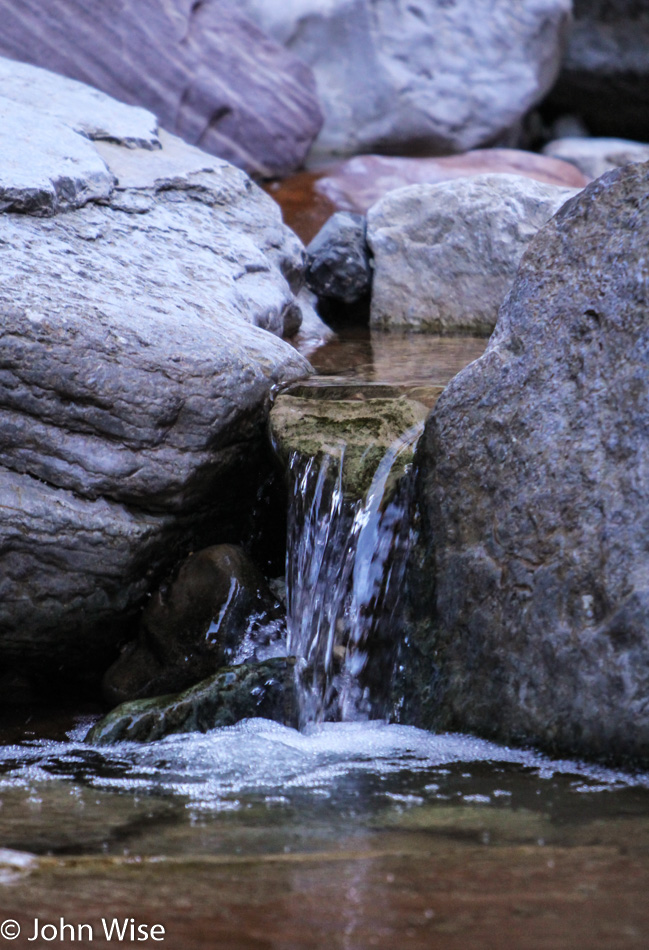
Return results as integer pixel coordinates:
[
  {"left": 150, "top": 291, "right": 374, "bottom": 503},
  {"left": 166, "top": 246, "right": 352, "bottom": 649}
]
[
  {"left": 544, "top": 0, "right": 649, "bottom": 142},
  {"left": 239, "top": 0, "right": 571, "bottom": 157},
  {"left": 0, "top": 1, "right": 322, "bottom": 177},
  {"left": 413, "top": 161, "right": 649, "bottom": 764},
  {"left": 0, "top": 66, "right": 310, "bottom": 691},
  {"left": 266, "top": 149, "right": 589, "bottom": 244},
  {"left": 367, "top": 175, "right": 578, "bottom": 334}
]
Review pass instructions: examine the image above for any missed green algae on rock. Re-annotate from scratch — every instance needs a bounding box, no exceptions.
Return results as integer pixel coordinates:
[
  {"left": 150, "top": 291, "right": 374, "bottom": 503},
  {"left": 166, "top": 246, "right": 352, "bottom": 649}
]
[{"left": 86, "top": 658, "right": 297, "bottom": 745}]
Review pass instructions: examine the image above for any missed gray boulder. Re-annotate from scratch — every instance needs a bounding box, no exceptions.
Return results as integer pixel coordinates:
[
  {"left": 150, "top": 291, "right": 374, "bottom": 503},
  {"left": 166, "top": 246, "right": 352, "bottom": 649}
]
[
  {"left": 546, "top": 0, "right": 649, "bottom": 142},
  {"left": 543, "top": 136, "right": 649, "bottom": 180},
  {"left": 367, "top": 175, "right": 579, "bottom": 335},
  {"left": 0, "top": 69, "right": 310, "bottom": 688},
  {"left": 413, "top": 161, "right": 649, "bottom": 764},
  {"left": 237, "top": 0, "right": 571, "bottom": 157},
  {"left": 0, "top": 0, "right": 322, "bottom": 177},
  {"left": 306, "top": 212, "right": 372, "bottom": 305}
]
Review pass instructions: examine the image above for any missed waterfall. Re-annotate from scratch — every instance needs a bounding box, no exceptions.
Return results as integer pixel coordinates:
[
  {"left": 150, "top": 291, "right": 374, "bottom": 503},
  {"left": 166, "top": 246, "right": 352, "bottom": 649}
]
[{"left": 286, "top": 421, "right": 423, "bottom": 727}]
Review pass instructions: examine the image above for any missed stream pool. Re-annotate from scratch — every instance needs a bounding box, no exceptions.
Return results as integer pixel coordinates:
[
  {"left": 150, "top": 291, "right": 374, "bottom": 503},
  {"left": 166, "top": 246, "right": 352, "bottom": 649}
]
[{"left": 2, "top": 331, "right": 648, "bottom": 949}]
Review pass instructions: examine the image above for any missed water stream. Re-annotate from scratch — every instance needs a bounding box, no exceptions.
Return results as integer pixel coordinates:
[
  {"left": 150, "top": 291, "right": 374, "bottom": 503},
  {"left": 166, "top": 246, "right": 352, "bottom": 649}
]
[{"left": 2, "top": 331, "right": 649, "bottom": 948}]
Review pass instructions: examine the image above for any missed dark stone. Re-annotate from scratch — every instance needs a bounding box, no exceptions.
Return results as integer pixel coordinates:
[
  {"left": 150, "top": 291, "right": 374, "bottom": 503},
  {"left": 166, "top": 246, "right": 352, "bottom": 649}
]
[
  {"left": 87, "top": 658, "right": 298, "bottom": 744},
  {"left": 306, "top": 212, "right": 372, "bottom": 305},
  {"left": 412, "top": 161, "right": 649, "bottom": 765},
  {"left": 0, "top": 0, "right": 322, "bottom": 177},
  {"left": 102, "top": 545, "right": 286, "bottom": 705},
  {"left": 544, "top": 0, "right": 649, "bottom": 141}
]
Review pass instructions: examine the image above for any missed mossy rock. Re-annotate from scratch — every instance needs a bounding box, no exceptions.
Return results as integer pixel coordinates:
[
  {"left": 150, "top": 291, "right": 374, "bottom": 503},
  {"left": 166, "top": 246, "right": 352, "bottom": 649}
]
[
  {"left": 86, "top": 658, "right": 297, "bottom": 745},
  {"left": 270, "top": 393, "right": 428, "bottom": 501}
]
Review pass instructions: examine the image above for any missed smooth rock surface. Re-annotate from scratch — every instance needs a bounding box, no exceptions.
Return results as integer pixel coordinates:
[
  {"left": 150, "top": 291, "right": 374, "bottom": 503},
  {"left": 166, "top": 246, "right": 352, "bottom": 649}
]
[
  {"left": 543, "top": 136, "right": 649, "bottom": 180},
  {"left": 0, "top": 71, "right": 310, "bottom": 686},
  {"left": 266, "top": 149, "right": 589, "bottom": 244},
  {"left": 87, "top": 658, "right": 298, "bottom": 744},
  {"left": 0, "top": 0, "right": 322, "bottom": 177},
  {"left": 103, "top": 546, "right": 285, "bottom": 705},
  {"left": 239, "top": 0, "right": 571, "bottom": 157},
  {"left": 368, "top": 175, "right": 578, "bottom": 334},
  {"left": 546, "top": 0, "right": 649, "bottom": 141},
  {"left": 306, "top": 212, "right": 372, "bottom": 305},
  {"left": 414, "top": 161, "right": 649, "bottom": 763}
]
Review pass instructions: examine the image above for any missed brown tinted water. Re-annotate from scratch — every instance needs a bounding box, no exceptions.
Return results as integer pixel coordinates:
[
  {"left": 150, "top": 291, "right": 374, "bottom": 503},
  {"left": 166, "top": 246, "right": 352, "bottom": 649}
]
[{"left": 1, "top": 332, "right": 648, "bottom": 950}]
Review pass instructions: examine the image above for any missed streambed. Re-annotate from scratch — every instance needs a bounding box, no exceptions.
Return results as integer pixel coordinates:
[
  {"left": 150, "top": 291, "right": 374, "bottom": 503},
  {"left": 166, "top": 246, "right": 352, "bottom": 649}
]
[{"left": 1, "top": 332, "right": 648, "bottom": 949}]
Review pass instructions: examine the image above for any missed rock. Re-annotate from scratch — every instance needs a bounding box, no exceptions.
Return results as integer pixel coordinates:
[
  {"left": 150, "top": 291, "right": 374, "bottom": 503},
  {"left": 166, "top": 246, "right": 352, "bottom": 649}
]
[
  {"left": 367, "top": 175, "right": 579, "bottom": 335},
  {"left": 0, "top": 67, "right": 311, "bottom": 689},
  {"left": 306, "top": 212, "right": 372, "bottom": 305},
  {"left": 265, "top": 149, "right": 589, "bottom": 244},
  {"left": 238, "top": 0, "right": 571, "bottom": 157},
  {"left": 0, "top": 56, "right": 159, "bottom": 149},
  {"left": 86, "top": 658, "right": 298, "bottom": 744},
  {"left": 543, "top": 136, "right": 649, "bottom": 180},
  {"left": 413, "top": 161, "right": 649, "bottom": 764},
  {"left": 0, "top": 96, "right": 115, "bottom": 214},
  {"left": 0, "top": 0, "right": 322, "bottom": 177},
  {"left": 271, "top": 389, "right": 428, "bottom": 502},
  {"left": 102, "top": 545, "right": 285, "bottom": 705},
  {"left": 545, "top": 0, "right": 649, "bottom": 142}
]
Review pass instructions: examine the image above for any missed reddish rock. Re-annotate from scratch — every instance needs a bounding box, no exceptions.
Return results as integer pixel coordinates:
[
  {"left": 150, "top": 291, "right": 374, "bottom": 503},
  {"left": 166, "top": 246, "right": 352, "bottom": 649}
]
[
  {"left": 266, "top": 149, "right": 589, "bottom": 242},
  {"left": 0, "top": 0, "right": 322, "bottom": 177}
]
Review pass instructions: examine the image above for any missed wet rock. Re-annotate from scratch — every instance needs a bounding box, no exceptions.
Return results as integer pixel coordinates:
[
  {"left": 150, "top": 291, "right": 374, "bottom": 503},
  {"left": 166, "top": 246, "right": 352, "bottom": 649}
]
[
  {"left": 543, "top": 136, "right": 649, "bottom": 180},
  {"left": 414, "top": 161, "right": 649, "bottom": 764},
  {"left": 103, "top": 546, "right": 285, "bottom": 705},
  {"left": 306, "top": 212, "right": 372, "bottom": 306},
  {"left": 238, "top": 0, "right": 570, "bottom": 157},
  {"left": 265, "top": 150, "right": 589, "bottom": 244},
  {"left": 0, "top": 66, "right": 310, "bottom": 687},
  {"left": 368, "top": 175, "right": 578, "bottom": 335},
  {"left": 0, "top": 0, "right": 322, "bottom": 177},
  {"left": 545, "top": 0, "right": 649, "bottom": 142},
  {"left": 271, "top": 390, "right": 427, "bottom": 502},
  {"left": 87, "top": 658, "right": 298, "bottom": 744}
]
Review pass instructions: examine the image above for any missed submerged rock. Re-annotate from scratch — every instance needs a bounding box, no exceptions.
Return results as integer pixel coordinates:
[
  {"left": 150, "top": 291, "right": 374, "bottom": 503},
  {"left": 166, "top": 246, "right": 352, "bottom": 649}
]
[
  {"left": 87, "top": 658, "right": 298, "bottom": 744},
  {"left": 103, "top": 546, "right": 285, "bottom": 705},
  {"left": 0, "top": 65, "right": 310, "bottom": 688},
  {"left": 543, "top": 136, "right": 649, "bottom": 180},
  {"left": 238, "top": 0, "right": 570, "bottom": 157},
  {"left": 306, "top": 212, "right": 372, "bottom": 306},
  {"left": 367, "top": 175, "right": 579, "bottom": 334},
  {"left": 413, "top": 161, "right": 649, "bottom": 764},
  {"left": 0, "top": 0, "right": 322, "bottom": 177}
]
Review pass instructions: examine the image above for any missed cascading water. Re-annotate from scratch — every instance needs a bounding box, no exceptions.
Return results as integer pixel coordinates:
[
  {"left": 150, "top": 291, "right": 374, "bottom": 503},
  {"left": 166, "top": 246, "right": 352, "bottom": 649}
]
[{"left": 286, "top": 421, "right": 424, "bottom": 727}]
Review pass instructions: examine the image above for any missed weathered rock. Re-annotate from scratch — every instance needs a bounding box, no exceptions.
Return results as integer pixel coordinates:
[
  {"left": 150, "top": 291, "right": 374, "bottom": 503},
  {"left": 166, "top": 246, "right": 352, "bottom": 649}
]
[
  {"left": 0, "top": 70, "right": 311, "bottom": 688},
  {"left": 0, "top": 56, "right": 159, "bottom": 149},
  {"left": 87, "top": 658, "right": 298, "bottom": 744},
  {"left": 543, "top": 136, "right": 649, "bottom": 180},
  {"left": 0, "top": 95, "right": 115, "bottom": 214},
  {"left": 0, "top": 0, "right": 322, "bottom": 177},
  {"left": 239, "top": 0, "right": 570, "bottom": 157},
  {"left": 271, "top": 390, "right": 428, "bottom": 502},
  {"left": 367, "top": 175, "right": 579, "bottom": 334},
  {"left": 413, "top": 161, "right": 649, "bottom": 764},
  {"left": 265, "top": 149, "right": 589, "bottom": 244},
  {"left": 545, "top": 0, "right": 649, "bottom": 142},
  {"left": 306, "top": 212, "right": 372, "bottom": 305},
  {"left": 102, "top": 546, "right": 285, "bottom": 705}
]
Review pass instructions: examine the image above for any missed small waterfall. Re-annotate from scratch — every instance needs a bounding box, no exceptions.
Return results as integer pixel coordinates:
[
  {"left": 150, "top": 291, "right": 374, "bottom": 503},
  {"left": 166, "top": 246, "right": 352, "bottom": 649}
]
[{"left": 286, "top": 422, "right": 423, "bottom": 727}]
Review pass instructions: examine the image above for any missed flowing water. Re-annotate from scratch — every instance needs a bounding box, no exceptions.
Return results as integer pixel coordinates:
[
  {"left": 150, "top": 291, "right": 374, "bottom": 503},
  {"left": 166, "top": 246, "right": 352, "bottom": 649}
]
[{"left": 2, "top": 330, "right": 649, "bottom": 949}]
